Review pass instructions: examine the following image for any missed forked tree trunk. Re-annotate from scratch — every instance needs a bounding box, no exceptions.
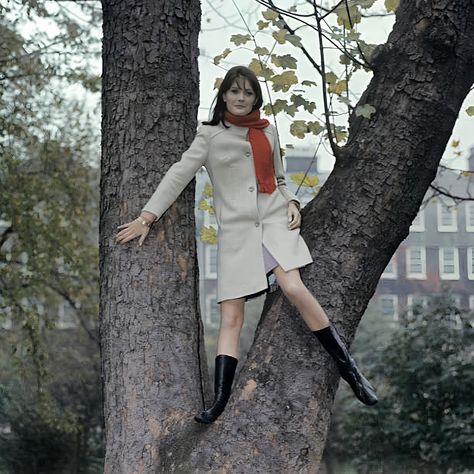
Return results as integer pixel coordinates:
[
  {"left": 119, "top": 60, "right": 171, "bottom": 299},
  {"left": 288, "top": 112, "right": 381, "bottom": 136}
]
[{"left": 100, "top": 1, "right": 474, "bottom": 472}]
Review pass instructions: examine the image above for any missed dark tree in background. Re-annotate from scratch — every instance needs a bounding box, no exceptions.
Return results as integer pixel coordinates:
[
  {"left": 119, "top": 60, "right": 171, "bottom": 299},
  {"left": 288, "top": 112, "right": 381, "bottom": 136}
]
[{"left": 100, "top": 1, "right": 474, "bottom": 472}]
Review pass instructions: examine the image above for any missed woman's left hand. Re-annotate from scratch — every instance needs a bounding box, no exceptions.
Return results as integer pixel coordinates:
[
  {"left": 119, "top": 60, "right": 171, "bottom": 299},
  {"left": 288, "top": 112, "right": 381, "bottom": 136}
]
[{"left": 287, "top": 201, "right": 301, "bottom": 230}]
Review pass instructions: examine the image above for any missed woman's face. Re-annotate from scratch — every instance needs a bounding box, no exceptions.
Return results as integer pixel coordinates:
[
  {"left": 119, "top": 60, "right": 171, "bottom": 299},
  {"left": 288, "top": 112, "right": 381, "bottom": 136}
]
[{"left": 222, "top": 78, "right": 256, "bottom": 116}]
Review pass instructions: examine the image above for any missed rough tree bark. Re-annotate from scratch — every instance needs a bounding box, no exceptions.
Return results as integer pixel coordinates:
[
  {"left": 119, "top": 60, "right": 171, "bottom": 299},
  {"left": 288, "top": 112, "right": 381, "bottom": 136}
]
[
  {"left": 100, "top": 1, "right": 474, "bottom": 473},
  {"left": 99, "top": 1, "right": 205, "bottom": 472}
]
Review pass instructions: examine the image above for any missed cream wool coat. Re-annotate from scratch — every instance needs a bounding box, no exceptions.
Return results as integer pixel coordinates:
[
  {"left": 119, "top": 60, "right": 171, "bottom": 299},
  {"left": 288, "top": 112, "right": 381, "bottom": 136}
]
[{"left": 142, "top": 121, "right": 313, "bottom": 303}]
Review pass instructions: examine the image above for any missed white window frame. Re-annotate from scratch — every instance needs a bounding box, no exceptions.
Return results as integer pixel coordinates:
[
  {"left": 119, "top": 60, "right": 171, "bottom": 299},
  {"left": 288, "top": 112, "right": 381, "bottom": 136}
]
[
  {"left": 468, "top": 247, "right": 474, "bottom": 280},
  {"left": 407, "top": 294, "right": 429, "bottom": 317},
  {"left": 379, "top": 294, "right": 399, "bottom": 320},
  {"left": 439, "top": 248, "right": 460, "bottom": 280},
  {"left": 381, "top": 254, "right": 397, "bottom": 279},
  {"left": 409, "top": 209, "right": 425, "bottom": 232},
  {"left": 437, "top": 202, "right": 458, "bottom": 232},
  {"left": 205, "top": 245, "right": 218, "bottom": 279},
  {"left": 205, "top": 294, "right": 220, "bottom": 328},
  {"left": 466, "top": 203, "right": 474, "bottom": 232},
  {"left": 406, "top": 246, "right": 426, "bottom": 279}
]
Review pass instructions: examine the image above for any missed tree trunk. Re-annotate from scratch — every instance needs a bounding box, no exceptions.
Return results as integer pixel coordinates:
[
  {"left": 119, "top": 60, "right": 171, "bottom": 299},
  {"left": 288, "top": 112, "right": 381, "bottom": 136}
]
[
  {"left": 99, "top": 1, "right": 205, "bottom": 472},
  {"left": 100, "top": 0, "right": 474, "bottom": 472}
]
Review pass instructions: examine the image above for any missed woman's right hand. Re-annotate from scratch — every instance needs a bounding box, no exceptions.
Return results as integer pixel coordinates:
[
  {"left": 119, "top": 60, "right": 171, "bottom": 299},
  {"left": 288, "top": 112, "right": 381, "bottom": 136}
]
[{"left": 115, "top": 214, "right": 155, "bottom": 246}]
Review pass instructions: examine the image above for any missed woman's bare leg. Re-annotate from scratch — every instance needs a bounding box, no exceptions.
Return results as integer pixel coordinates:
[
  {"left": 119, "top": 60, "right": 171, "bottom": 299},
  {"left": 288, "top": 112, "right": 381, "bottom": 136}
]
[
  {"left": 272, "top": 266, "right": 329, "bottom": 330},
  {"left": 216, "top": 297, "right": 245, "bottom": 358},
  {"left": 195, "top": 297, "right": 245, "bottom": 423},
  {"left": 272, "top": 265, "right": 378, "bottom": 405}
]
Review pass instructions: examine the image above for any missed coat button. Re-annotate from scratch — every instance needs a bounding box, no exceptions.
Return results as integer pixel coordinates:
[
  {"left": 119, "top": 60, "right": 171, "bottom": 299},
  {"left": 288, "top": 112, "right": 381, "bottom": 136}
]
[
  {"left": 248, "top": 186, "right": 255, "bottom": 192},
  {"left": 245, "top": 152, "right": 251, "bottom": 157},
  {"left": 255, "top": 222, "right": 260, "bottom": 227}
]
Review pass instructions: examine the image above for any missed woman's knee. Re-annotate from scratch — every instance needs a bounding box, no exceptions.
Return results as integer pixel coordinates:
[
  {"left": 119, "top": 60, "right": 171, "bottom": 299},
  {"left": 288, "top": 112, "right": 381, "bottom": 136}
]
[
  {"left": 220, "top": 300, "right": 244, "bottom": 329},
  {"left": 279, "top": 279, "right": 306, "bottom": 302}
]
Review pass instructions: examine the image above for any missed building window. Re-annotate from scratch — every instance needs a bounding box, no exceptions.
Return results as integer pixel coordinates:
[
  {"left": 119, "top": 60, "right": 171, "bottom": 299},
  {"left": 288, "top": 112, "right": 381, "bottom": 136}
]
[
  {"left": 57, "top": 301, "right": 76, "bottom": 329},
  {"left": 406, "top": 247, "right": 426, "bottom": 279},
  {"left": 466, "top": 203, "right": 474, "bottom": 232},
  {"left": 205, "top": 294, "right": 220, "bottom": 328},
  {"left": 410, "top": 209, "right": 425, "bottom": 232},
  {"left": 468, "top": 248, "right": 474, "bottom": 280},
  {"left": 381, "top": 254, "right": 397, "bottom": 279},
  {"left": 379, "top": 295, "right": 398, "bottom": 320},
  {"left": 439, "top": 248, "right": 460, "bottom": 280},
  {"left": 205, "top": 246, "right": 217, "bottom": 278},
  {"left": 407, "top": 294, "right": 429, "bottom": 317},
  {"left": 437, "top": 201, "right": 458, "bottom": 232},
  {"left": 469, "top": 295, "right": 474, "bottom": 310}
]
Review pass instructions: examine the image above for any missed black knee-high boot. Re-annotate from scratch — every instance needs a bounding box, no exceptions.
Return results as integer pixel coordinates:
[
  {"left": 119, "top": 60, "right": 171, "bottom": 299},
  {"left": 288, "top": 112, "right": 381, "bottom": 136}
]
[
  {"left": 194, "top": 354, "right": 238, "bottom": 424},
  {"left": 313, "top": 325, "right": 378, "bottom": 406}
]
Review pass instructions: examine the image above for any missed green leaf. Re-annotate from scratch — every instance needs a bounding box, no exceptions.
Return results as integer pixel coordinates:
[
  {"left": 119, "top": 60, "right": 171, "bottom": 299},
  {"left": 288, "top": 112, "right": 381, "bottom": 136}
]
[
  {"left": 254, "top": 46, "right": 270, "bottom": 56},
  {"left": 335, "top": 5, "right": 362, "bottom": 28},
  {"left": 324, "top": 71, "right": 338, "bottom": 85},
  {"left": 230, "top": 34, "right": 251, "bottom": 46},
  {"left": 291, "top": 94, "right": 316, "bottom": 113},
  {"left": 268, "top": 99, "right": 288, "bottom": 115},
  {"left": 213, "top": 48, "right": 231, "bottom": 65},
  {"left": 384, "top": 0, "right": 400, "bottom": 12},
  {"left": 271, "top": 70, "right": 298, "bottom": 92},
  {"left": 287, "top": 34, "right": 303, "bottom": 48},
  {"left": 355, "top": 103, "right": 376, "bottom": 118},
  {"left": 308, "top": 121, "right": 324, "bottom": 135},
  {"left": 466, "top": 106, "right": 474, "bottom": 116},
  {"left": 257, "top": 20, "right": 269, "bottom": 30},
  {"left": 271, "top": 54, "right": 297, "bottom": 69},
  {"left": 339, "top": 53, "right": 351, "bottom": 65},
  {"left": 272, "top": 29, "right": 287, "bottom": 44},
  {"left": 302, "top": 80, "right": 318, "bottom": 87}
]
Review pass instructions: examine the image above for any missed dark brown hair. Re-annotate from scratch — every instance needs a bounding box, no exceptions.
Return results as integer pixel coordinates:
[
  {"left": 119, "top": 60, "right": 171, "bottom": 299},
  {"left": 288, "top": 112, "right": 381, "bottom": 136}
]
[{"left": 203, "top": 65, "right": 263, "bottom": 127}]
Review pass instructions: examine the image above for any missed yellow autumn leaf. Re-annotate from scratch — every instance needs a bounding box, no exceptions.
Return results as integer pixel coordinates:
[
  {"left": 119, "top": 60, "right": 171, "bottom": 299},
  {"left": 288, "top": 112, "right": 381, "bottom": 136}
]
[
  {"left": 329, "top": 79, "right": 347, "bottom": 95},
  {"left": 290, "top": 121, "right": 308, "bottom": 139},
  {"left": 230, "top": 34, "right": 251, "bottom": 46},
  {"left": 451, "top": 139, "right": 460, "bottom": 148},
  {"left": 262, "top": 8, "right": 279, "bottom": 21},
  {"left": 460, "top": 171, "right": 473, "bottom": 177},
  {"left": 272, "top": 29, "right": 287, "bottom": 44},
  {"left": 213, "top": 48, "right": 231, "bottom": 65},
  {"left": 248, "top": 58, "right": 274, "bottom": 80},
  {"left": 203, "top": 182, "right": 213, "bottom": 198},
  {"left": 325, "top": 71, "right": 337, "bottom": 85},
  {"left": 257, "top": 20, "right": 269, "bottom": 30},
  {"left": 198, "top": 200, "right": 209, "bottom": 211},
  {"left": 200, "top": 226, "right": 218, "bottom": 245},
  {"left": 214, "top": 78, "right": 223, "bottom": 90},
  {"left": 290, "top": 173, "right": 320, "bottom": 188},
  {"left": 384, "top": 0, "right": 400, "bottom": 13},
  {"left": 272, "top": 70, "right": 298, "bottom": 92},
  {"left": 466, "top": 106, "right": 474, "bottom": 116}
]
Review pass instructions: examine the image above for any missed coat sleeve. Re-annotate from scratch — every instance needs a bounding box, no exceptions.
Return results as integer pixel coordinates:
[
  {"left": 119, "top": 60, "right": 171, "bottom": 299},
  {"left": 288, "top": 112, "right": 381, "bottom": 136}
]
[
  {"left": 141, "top": 125, "right": 209, "bottom": 221},
  {"left": 271, "top": 125, "right": 301, "bottom": 209}
]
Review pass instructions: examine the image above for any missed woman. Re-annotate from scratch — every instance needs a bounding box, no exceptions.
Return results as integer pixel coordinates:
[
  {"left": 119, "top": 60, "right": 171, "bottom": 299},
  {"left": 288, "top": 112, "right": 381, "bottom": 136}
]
[{"left": 115, "top": 65, "right": 377, "bottom": 424}]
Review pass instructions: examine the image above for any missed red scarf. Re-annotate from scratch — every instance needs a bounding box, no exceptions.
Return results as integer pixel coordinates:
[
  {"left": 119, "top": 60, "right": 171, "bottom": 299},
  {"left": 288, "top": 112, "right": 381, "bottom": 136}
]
[{"left": 224, "top": 110, "right": 276, "bottom": 194}]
